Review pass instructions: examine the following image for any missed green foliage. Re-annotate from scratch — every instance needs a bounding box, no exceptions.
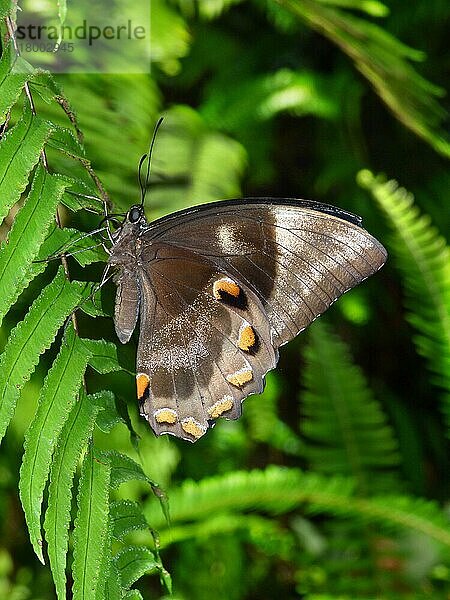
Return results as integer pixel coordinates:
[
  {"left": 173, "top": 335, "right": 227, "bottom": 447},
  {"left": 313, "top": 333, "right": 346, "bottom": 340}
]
[
  {"left": 144, "top": 466, "right": 450, "bottom": 547},
  {"left": 72, "top": 443, "right": 111, "bottom": 599},
  {"left": 0, "top": 107, "right": 54, "bottom": 223},
  {"left": 44, "top": 390, "right": 102, "bottom": 599},
  {"left": 0, "top": 0, "right": 449, "bottom": 599},
  {"left": 276, "top": 0, "right": 450, "bottom": 158},
  {"left": 301, "top": 321, "right": 400, "bottom": 493},
  {"left": 19, "top": 326, "right": 94, "bottom": 562},
  {"left": 359, "top": 170, "right": 450, "bottom": 434}
]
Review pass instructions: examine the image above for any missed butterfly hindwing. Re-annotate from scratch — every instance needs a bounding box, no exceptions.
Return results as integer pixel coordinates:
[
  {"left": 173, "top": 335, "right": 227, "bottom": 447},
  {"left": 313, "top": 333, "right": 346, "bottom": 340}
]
[{"left": 133, "top": 245, "right": 277, "bottom": 441}]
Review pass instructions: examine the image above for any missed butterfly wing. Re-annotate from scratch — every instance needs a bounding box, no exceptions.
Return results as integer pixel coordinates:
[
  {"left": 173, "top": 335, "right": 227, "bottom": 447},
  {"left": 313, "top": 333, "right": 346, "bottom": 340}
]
[
  {"left": 129, "top": 199, "right": 386, "bottom": 441},
  {"left": 136, "top": 244, "right": 277, "bottom": 441},
  {"left": 144, "top": 199, "right": 387, "bottom": 348}
]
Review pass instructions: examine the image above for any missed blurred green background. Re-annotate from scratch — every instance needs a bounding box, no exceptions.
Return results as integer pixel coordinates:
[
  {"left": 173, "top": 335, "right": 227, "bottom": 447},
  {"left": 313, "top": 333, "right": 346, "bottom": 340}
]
[{"left": 0, "top": 0, "right": 449, "bottom": 598}]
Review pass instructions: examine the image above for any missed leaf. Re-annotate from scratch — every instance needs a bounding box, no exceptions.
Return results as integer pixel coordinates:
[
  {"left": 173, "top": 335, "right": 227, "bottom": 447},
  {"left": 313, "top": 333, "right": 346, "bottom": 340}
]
[
  {"left": 84, "top": 339, "right": 123, "bottom": 374},
  {"left": 47, "top": 126, "right": 86, "bottom": 160},
  {"left": 0, "top": 0, "right": 13, "bottom": 19},
  {"left": 60, "top": 176, "right": 103, "bottom": 213},
  {"left": 278, "top": 0, "right": 450, "bottom": 158},
  {"left": 106, "top": 450, "right": 169, "bottom": 522},
  {"left": 110, "top": 501, "right": 148, "bottom": 541},
  {"left": 0, "top": 268, "right": 83, "bottom": 445},
  {"left": 358, "top": 170, "right": 450, "bottom": 434},
  {"left": 0, "top": 41, "right": 34, "bottom": 121},
  {"left": 114, "top": 546, "right": 158, "bottom": 590},
  {"left": 0, "top": 106, "right": 54, "bottom": 224},
  {"left": 300, "top": 321, "right": 400, "bottom": 493},
  {"left": 97, "top": 541, "right": 122, "bottom": 600},
  {"left": 95, "top": 392, "right": 124, "bottom": 434},
  {"left": 144, "top": 467, "right": 450, "bottom": 549},
  {"left": 44, "top": 389, "right": 103, "bottom": 600},
  {"left": 105, "top": 451, "right": 153, "bottom": 490},
  {"left": 123, "top": 591, "right": 144, "bottom": 600},
  {"left": 0, "top": 163, "right": 68, "bottom": 325},
  {"left": 47, "top": 225, "right": 108, "bottom": 267},
  {"left": 19, "top": 326, "right": 94, "bottom": 563},
  {"left": 72, "top": 444, "right": 111, "bottom": 600}
]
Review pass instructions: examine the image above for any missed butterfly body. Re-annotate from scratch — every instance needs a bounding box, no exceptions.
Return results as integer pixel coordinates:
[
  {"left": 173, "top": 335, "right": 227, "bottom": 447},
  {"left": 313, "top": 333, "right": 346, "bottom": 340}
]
[{"left": 108, "top": 198, "right": 387, "bottom": 442}]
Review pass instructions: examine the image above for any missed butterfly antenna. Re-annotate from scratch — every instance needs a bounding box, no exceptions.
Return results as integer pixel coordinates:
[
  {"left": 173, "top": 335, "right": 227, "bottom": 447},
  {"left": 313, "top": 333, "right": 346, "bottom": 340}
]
[{"left": 139, "top": 116, "right": 164, "bottom": 208}]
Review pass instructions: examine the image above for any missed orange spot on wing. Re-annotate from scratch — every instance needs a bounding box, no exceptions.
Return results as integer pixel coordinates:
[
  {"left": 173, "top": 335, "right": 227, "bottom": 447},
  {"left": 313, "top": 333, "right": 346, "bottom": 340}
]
[
  {"left": 208, "top": 395, "right": 234, "bottom": 418},
  {"left": 155, "top": 408, "right": 177, "bottom": 424},
  {"left": 136, "top": 373, "right": 150, "bottom": 399},
  {"left": 213, "top": 277, "right": 241, "bottom": 299},
  {"left": 238, "top": 325, "right": 256, "bottom": 352},
  {"left": 181, "top": 418, "right": 207, "bottom": 439},
  {"left": 227, "top": 368, "right": 253, "bottom": 387}
]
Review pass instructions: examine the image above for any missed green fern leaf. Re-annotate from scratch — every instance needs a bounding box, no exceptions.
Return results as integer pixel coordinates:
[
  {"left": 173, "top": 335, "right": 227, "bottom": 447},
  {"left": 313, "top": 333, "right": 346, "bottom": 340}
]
[
  {"left": 95, "top": 391, "right": 124, "bottom": 434},
  {"left": 110, "top": 501, "right": 148, "bottom": 541},
  {"left": 60, "top": 177, "right": 103, "bottom": 213},
  {"left": 244, "top": 373, "right": 304, "bottom": 455},
  {"left": 97, "top": 556, "right": 121, "bottom": 600},
  {"left": 105, "top": 450, "right": 169, "bottom": 523},
  {"left": 0, "top": 0, "right": 13, "bottom": 19},
  {"left": 0, "top": 42, "right": 34, "bottom": 121},
  {"left": 301, "top": 321, "right": 400, "bottom": 493},
  {"left": 113, "top": 546, "right": 158, "bottom": 591},
  {"left": 47, "top": 126, "right": 86, "bottom": 160},
  {"left": 358, "top": 170, "right": 450, "bottom": 430},
  {"left": 0, "top": 106, "right": 54, "bottom": 223},
  {"left": 19, "top": 326, "right": 94, "bottom": 563},
  {"left": 0, "top": 164, "right": 68, "bottom": 324},
  {"left": 84, "top": 339, "right": 122, "bottom": 375},
  {"left": 105, "top": 450, "right": 154, "bottom": 490},
  {"left": 0, "top": 268, "right": 83, "bottom": 444},
  {"left": 279, "top": 0, "right": 450, "bottom": 157},
  {"left": 123, "top": 591, "right": 144, "bottom": 600},
  {"left": 144, "top": 467, "right": 450, "bottom": 548},
  {"left": 44, "top": 389, "right": 104, "bottom": 600},
  {"left": 72, "top": 443, "right": 111, "bottom": 600}
]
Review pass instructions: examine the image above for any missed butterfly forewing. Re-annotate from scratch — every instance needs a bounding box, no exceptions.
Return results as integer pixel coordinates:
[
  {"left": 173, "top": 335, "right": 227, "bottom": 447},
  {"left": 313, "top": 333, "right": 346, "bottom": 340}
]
[{"left": 110, "top": 199, "right": 387, "bottom": 442}]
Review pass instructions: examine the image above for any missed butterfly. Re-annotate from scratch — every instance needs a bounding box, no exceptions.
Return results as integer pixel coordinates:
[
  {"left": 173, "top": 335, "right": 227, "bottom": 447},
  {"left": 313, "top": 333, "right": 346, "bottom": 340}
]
[{"left": 106, "top": 196, "right": 387, "bottom": 442}]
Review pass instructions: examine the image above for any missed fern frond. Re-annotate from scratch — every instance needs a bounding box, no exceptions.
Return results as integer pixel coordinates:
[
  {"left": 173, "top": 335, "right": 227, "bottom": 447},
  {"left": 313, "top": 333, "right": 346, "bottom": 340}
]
[
  {"left": 110, "top": 501, "right": 149, "bottom": 541},
  {"left": 157, "top": 512, "right": 296, "bottom": 556},
  {"left": 358, "top": 170, "right": 450, "bottom": 432},
  {"left": 44, "top": 389, "right": 103, "bottom": 600},
  {"left": 19, "top": 326, "right": 95, "bottom": 563},
  {"left": 0, "top": 268, "right": 84, "bottom": 444},
  {"left": 301, "top": 321, "right": 400, "bottom": 493},
  {"left": 113, "top": 547, "right": 158, "bottom": 591},
  {"left": 0, "top": 106, "right": 53, "bottom": 223},
  {"left": 278, "top": 0, "right": 450, "bottom": 157},
  {"left": 0, "top": 41, "right": 34, "bottom": 121},
  {"left": 244, "top": 372, "right": 304, "bottom": 455},
  {"left": 172, "top": 0, "right": 244, "bottom": 20},
  {"left": 144, "top": 467, "right": 450, "bottom": 549},
  {"left": 0, "top": 164, "right": 68, "bottom": 325},
  {"left": 72, "top": 443, "right": 111, "bottom": 599}
]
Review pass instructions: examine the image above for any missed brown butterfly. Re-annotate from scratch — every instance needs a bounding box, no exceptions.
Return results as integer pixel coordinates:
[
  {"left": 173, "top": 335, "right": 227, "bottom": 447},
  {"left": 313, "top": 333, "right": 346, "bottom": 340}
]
[{"left": 107, "top": 196, "right": 387, "bottom": 442}]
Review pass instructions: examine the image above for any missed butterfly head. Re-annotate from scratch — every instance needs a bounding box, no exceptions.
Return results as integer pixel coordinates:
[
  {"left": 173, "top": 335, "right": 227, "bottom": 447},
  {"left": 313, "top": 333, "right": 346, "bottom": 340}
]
[{"left": 127, "top": 205, "right": 145, "bottom": 224}]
